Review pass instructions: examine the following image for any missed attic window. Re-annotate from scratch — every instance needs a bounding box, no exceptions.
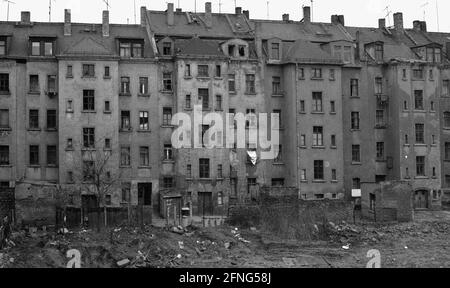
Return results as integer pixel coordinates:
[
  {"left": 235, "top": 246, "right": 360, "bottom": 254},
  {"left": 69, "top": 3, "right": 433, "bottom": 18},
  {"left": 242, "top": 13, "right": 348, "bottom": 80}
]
[
  {"left": 228, "top": 45, "right": 235, "bottom": 57},
  {"left": 119, "top": 39, "right": 144, "bottom": 58},
  {"left": 426, "top": 47, "right": 441, "bottom": 63},
  {"left": 375, "top": 44, "right": 383, "bottom": 61},
  {"left": 238, "top": 45, "right": 246, "bottom": 57},
  {"left": 271, "top": 43, "right": 280, "bottom": 60},
  {"left": 163, "top": 42, "right": 172, "bottom": 56},
  {"left": 0, "top": 37, "right": 6, "bottom": 55}
]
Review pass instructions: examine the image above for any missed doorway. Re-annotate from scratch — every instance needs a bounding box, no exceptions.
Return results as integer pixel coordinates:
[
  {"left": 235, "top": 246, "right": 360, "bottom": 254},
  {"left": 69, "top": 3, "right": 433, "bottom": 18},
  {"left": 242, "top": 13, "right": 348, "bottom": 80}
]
[
  {"left": 198, "top": 192, "right": 213, "bottom": 216},
  {"left": 414, "top": 190, "right": 429, "bottom": 209},
  {"left": 138, "top": 183, "right": 152, "bottom": 206}
]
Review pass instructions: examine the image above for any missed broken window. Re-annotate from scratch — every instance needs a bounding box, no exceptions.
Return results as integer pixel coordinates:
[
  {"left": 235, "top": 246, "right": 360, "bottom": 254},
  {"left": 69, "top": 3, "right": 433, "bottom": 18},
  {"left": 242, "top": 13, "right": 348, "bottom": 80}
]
[
  {"left": 245, "top": 74, "right": 255, "bottom": 94},
  {"left": 163, "top": 144, "right": 173, "bottom": 161},
  {"left": 198, "top": 65, "right": 209, "bottom": 77},
  {"left": 415, "top": 123, "right": 425, "bottom": 144},
  {"left": 0, "top": 73, "right": 9, "bottom": 93},
  {"left": 162, "top": 42, "right": 172, "bottom": 55},
  {"left": 271, "top": 178, "right": 284, "bottom": 187},
  {"left": 199, "top": 158, "right": 210, "bottom": 179},
  {"left": 313, "top": 160, "right": 324, "bottom": 180},
  {"left": 163, "top": 107, "right": 172, "bottom": 126},
  {"left": 271, "top": 43, "right": 280, "bottom": 60},
  {"left": 121, "top": 110, "right": 131, "bottom": 130},
  {"left": 414, "top": 90, "right": 424, "bottom": 110},
  {"left": 29, "top": 145, "right": 39, "bottom": 166},
  {"left": 83, "top": 128, "right": 95, "bottom": 148},
  {"left": 416, "top": 156, "right": 425, "bottom": 176},
  {"left": 238, "top": 45, "right": 246, "bottom": 57},
  {"left": 228, "top": 45, "right": 235, "bottom": 57},
  {"left": 29, "top": 75, "right": 39, "bottom": 93},
  {"left": 199, "top": 88, "right": 209, "bottom": 109},
  {"left": 163, "top": 72, "right": 172, "bottom": 91},
  {"left": 83, "top": 90, "right": 95, "bottom": 111},
  {"left": 29, "top": 109, "right": 39, "bottom": 129}
]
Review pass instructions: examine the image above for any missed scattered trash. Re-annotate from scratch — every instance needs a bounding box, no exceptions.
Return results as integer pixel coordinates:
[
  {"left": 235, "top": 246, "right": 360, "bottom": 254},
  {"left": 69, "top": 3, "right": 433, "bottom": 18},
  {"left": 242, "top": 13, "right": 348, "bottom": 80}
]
[
  {"left": 117, "top": 259, "right": 130, "bottom": 267},
  {"left": 178, "top": 241, "right": 184, "bottom": 250},
  {"left": 342, "top": 244, "right": 350, "bottom": 250},
  {"left": 405, "top": 246, "right": 408, "bottom": 249},
  {"left": 224, "top": 242, "right": 231, "bottom": 249},
  {"left": 114, "top": 228, "right": 122, "bottom": 233},
  {"left": 250, "top": 227, "right": 257, "bottom": 232}
]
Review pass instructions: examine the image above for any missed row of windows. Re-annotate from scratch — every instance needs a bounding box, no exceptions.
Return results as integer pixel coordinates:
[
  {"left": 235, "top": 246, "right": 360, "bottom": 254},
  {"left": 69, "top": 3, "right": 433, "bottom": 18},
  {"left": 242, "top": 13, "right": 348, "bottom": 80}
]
[
  {"left": 299, "top": 93, "right": 337, "bottom": 114},
  {"left": 0, "top": 145, "right": 57, "bottom": 166},
  {"left": 299, "top": 164, "right": 339, "bottom": 182},
  {"left": 297, "top": 67, "right": 336, "bottom": 81}
]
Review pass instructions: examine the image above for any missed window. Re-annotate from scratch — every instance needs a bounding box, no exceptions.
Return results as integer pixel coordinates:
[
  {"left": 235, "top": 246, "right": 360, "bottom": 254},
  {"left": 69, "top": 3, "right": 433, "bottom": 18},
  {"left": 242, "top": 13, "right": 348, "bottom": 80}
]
[
  {"left": 343, "top": 46, "right": 352, "bottom": 63},
  {"left": 215, "top": 65, "right": 221, "bottom": 78},
  {"left": 139, "top": 77, "right": 148, "bottom": 95},
  {"left": 199, "top": 158, "right": 210, "bottom": 179},
  {"left": 139, "top": 111, "right": 149, "bottom": 130},
  {"left": 350, "top": 79, "right": 359, "bottom": 97},
  {"left": 413, "top": 68, "right": 424, "bottom": 79},
  {"left": 446, "top": 175, "right": 450, "bottom": 188},
  {"left": 246, "top": 109, "right": 256, "bottom": 128},
  {"left": 245, "top": 74, "right": 256, "bottom": 94},
  {"left": 300, "top": 169, "right": 307, "bottom": 181},
  {"left": 369, "top": 194, "right": 375, "bottom": 211},
  {"left": 443, "top": 80, "right": 450, "bottom": 96},
  {"left": 67, "top": 100, "right": 73, "bottom": 112},
  {"left": 162, "top": 42, "right": 172, "bottom": 55},
  {"left": 104, "top": 101, "right": 111, "bottom": 112},
  {"left": 44, "top": 42, "right": 53, "bottom": 56},
  {"left": 415, "top": 123, "right": 425, "bottom": 143},
  {"left": 199, "top": 88, "right": 209, "bottom": 109},
  {"left": 0, "top": 74, "right": 9, "bottom": 93},
  {"left": 404, "top": 101, "right": 408, "bottom": 110},
  {"left": 139, "top": 146, "right": 149, "bottom": 166},
  {"left": 0, "top": 38, "right": 6, "bottom": 55},
  {"left": 67, "top": 138, "right": 73, "bottom": 149},
  {"left": 120, "top": 146, "right": 131, "bottom": 166},
  {"left": 31, "top": 41, "right": 40, "bottom": 56},
  {"left": 163, "top": 144, "right": 173, "bottom": 161},
  {"left": 162, "top": 177, "right": 174, "bottom": 188},
  {"left": 312, "top": 68, "right": 322, "bottom": 79},
  {"left": 312, "top": 92, "right": 323, "bottom": 112},
  {"left": 300, "top": 100, "right": 305, "bottom": 113},
  {"left": 83, "top": 90, "right": 95, "bottom": 111},
  {"left": 376, "top": 106, "right": 385, "bottom": 127},
  {"left": 271, "top": 178, "right": 285, "bottom": 187},
  {"left": 314, "top": 160, "right": 324, "bottom": 180},
  {"left": 121, "top": 111, "right": 131, "bottom": 130},
  {"left": 29, "top": 145, "right": 39, "bottom": 166},
  {"left": 163, "top": 107, "right": 172, "bottom": 126},
  {"left": 215, "top": 95, "right": 222, "bottom": 110},
  {"left": 375, "top": 77, "right": 383, "bottom": 94},
  {"left": 185, "top": 64, "right": 191, "bottom": 77},
  {"left": 217, "top": 192, "right": 224, "bottom": 206},
  {"left": 332, "top": 169, "right": 337, "bottom": 181},
  {"left": 46, "top": 109, "right": 57, "bottom": 130},
  {"left": 313, "top": 126, "right": 323, "bottom": 146},
  {"left": 29, "top": 75, "right": 39, "bottom": 93},
  {"left": 376, "top": 142, "right": 384, "bottom": 160},
  {"left": 298, "top": 68, "right": 305, "bottom": 79},
  {"left": 104, "top": 138, "right": 111, "bottom": 150},
  {"left": 272, "top": 76, "right": 281, "bottom": 94},
  {"left": 444, "top": 112, "right": 450, "bottom": 128},
  {"left": 351, "top": 112, "right": 360, "bottom": 130},
  {"left": 47, "top": 145, "right": 57, "bottom": 166},
  {"left": 430, "top": 101, "right": 435, "bottom": 111},
  {"left": 201, "top": 125, "right": 210, "bottom": 147},
  {"left": 0, "top": 146, "right": 9, "bottom": 165},
  {"left": 82, "top": 64, "right": 95, "bottom": 77},
  {"left": 47, "top": 75, "right": 56, "bottom": 92},
  {"left": 274, "top": 145, "right": 282, "bottom": 163},
  {"left": 238, "top": 45, "right": 246, "bottom": 57},
  {"left": 416, "top": 156, "right": 425, "bottom": 176},
  {"left": 119, "top": 40, "right": 144, "bottom": 58},
  {"left": 228, "top": 74, "right": 236, "bottom": 92},
  {"left": 429, "top": 69, "right": 434, "bottom": 80},
  {"left": 0, "top": 110, "right": 8, "bottom": 128},
  {"left": 426, "top": 47, "right": 441, "bottom": 63},
  {"left": 29, "top": 109, "right": 39, "bottom": 129},
  {"left": 329, "top": 69, "right": 335, "bottom": 80},
  {"left": 402, "top": 69, "right": 407, "bottom": 79},
  {"left": 198, "top": 65, "right": 209, "bottom": 77},
  {"left": 300, "top": 134, "right": 306, "bottom": 147},
  {"left": 83, "top": 128, "right": 95, "bottom": 148},
  {"left": 269, "top": 43, "right": 280, "bottom": 60},
  {"left": 185, "top": 94, "right": 191, "bottom": 109},
  {"left": 352, "top": 145, "right": 361, "bottom": 163},
  {"left": 331, "top": 135, "right": 336, "bottom": 147},
  {"left": 217, "top": 164, "right": 223, "bottom": 178},
  {"left": 228, "top": 45, "right": 235, "bottom": 56},
  {"left": 30, "top": 39, "right": 54, "bottom": 56},
  {"left": 414, "top": 90, "right": 424, "bottom": 110},
  {"left": 104, "top": 66, "right": 110, "bottom": 78},
  {"left": 163, "top": 72, "right": 172, "bottom": 91},
  {"left": 445, "top": 142, "right": 450, "bottom": 160},
  {"left": 187, "top": 164, "right": 192, "bottom": 178},
  {"left": 432, "top": 134, "right": 436, "bottom": 145},
  {"left": 375, "top": 43, "right": 384, "bottom": 61},
  {"left": 120, "top": 77, "right": 130, "bottom": 94},
  {"left": 352, "top": 178, "right": 361, "bottom": 189},
  {"left": 405, "top": 134, "right": 409, "bottom": 145},
  {"left": 330, "top": 101, "right": 336, "bottom": 113}
]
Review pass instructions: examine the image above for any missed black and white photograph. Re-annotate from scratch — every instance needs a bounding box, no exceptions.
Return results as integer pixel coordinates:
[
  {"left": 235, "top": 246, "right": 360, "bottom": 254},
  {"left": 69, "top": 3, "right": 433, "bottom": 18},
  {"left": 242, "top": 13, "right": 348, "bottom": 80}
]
[{"left": 0, "top": 0, "right": 450, "bottom": 273}]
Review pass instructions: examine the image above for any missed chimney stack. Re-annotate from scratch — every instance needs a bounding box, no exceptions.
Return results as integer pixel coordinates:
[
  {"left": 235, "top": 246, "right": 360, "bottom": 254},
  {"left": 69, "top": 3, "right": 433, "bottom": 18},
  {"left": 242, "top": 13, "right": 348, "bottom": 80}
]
[
  {"left": 393, "top": 12, "right": 403, "bottom": 31},
  {"left": 338, "top": 15, "right": 345, "bottom": 26},
  {"left": 243, "top": 10, "right": 249, "bottom": 19},
  {"left": 140, "top": 6, "right": 147, "bottom": 27},
  {"left": 303, "top": 6, "right": 311, "bottom": 23},
  {"left": 378, "top": 18, "right": 386, "bottom": 29},
  {"left": 420, "top": 21, "right": 427, "bottom": 32},
  {"left": 102, "top": 10, "right": 109, "bottom": 37},
  {"left": 282, "top": 14, "right": 290, "bottom": 22},
  {"left": 176, "top": 8, "right": 182, "bottom": 12},
  {"left": 235, "top": 7, "right": 242, "bottom": 14},
  {"left": 331, "top": 15, "right": 344, "bottom": 26},
  {"left": 413, "top": 20, "right": 421, "bottom": 30},
  {"left": 205, "top": 2, "right": 212, "bottom": 27},
  {"left": 167, "top": 3, "right": 174, "bottom": 26},
  {"left": 21, "top": 11, "right": 31, "bottom": 23},
  {"left": 64, "top": 9, "right": 71, "bottom": 36}
]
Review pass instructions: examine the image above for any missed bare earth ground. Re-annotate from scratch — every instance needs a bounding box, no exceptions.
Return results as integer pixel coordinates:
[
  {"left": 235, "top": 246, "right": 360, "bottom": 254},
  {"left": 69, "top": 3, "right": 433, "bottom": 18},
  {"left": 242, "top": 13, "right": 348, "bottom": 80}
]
[{"left": 1, "top": 210, "right": 450, "bottom": 268}]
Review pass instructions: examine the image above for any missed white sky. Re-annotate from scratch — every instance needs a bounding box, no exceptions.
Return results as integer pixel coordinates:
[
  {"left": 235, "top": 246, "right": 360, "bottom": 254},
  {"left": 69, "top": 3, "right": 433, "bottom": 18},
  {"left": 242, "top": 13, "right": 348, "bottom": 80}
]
[{"left": 1, "top": 0, "right": 450, "bottom": 32}]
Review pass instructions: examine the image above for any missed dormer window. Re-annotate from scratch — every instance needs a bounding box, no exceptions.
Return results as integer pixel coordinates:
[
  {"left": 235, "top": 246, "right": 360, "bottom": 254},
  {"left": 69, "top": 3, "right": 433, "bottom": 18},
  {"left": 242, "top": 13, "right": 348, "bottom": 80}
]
[
  {"left": 119, "top": 39, "right": 144, "bottom": 58},
  {"left": 163, "top": 42, "right": 172, "bottom": 56},
  {"left": 238, "top": 45, "right": 246, "bottom": 57},
  {"left": 375, "top": 43, "right": 384, "bottom": 61},
  {"left": 0, "top": 37, "right": 6, "bottom": 55},
  {"left": 30, "top": 38, "right": 55, "bottom": 56},
  {"left": 271, "top": 43, "right": 280, "bottom": 60},
  {"left": 426, "top": 47, "right": 441, "bottom": 63},
  {"left": 228, "top": 45, "right": 235, "bottom": 56}
]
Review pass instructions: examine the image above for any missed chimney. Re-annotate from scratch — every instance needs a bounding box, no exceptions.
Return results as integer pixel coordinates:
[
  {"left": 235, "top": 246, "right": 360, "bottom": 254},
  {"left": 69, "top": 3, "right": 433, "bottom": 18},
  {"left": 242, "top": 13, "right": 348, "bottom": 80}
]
[
  {"left": 282, "top": 14, "right": 290, "bottom": 22},
  {"left": 378, "top": 18, "right": 386, "bottom": 29},
  {"left": 235, "top": 7, "right": 242, "bottom": 14},
  {"left": 243, "top": 10, "right": 249, "bottom": 19},
  {"left": 205, "top": 2, "right": 212, "bottom": 27},
  {"left": 338, "top": 15, "right": 345, "bottom": 26},
  {"left": 167, "top": 3, "right": 174, "bottom": 26},
  {"left": 102, "top": 10, "right": 109, "bottom": 37},
  {"left": 176, "top": 8, "right": 182, "bottom": 12},
  {"left": 140, "top": 6, "right": 147, "bottom": 27},
  {"left": 331, "top": 15, "right": 339, "bottom": 24},
  {"left": 413, "top": 20, "right": 421, "bottom": 30},
  {"left": 21, "top": 11, "right": 31, "bottom": 23},
  {"left": 64, "top": 9, "right": 71, "bottom": 36},
  {"left": 420, "top": 21, "right": 427, "bottom": 32},
  {"left": 393, "top": 12, "right": 403, "bottom": 31},
  {"left": 303, "top": 6, "right": 311, "bottom": 23}
]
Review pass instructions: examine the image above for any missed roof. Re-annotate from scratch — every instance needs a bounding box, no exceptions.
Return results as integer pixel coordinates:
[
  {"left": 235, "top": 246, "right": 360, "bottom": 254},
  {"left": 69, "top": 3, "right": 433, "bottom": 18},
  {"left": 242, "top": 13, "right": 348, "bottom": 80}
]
[
  {"left": 174, "top": 37, "right": 224, "bottom": 56},
  {"left": 282, "top": 39, "right": 342, "bottom": 64}
]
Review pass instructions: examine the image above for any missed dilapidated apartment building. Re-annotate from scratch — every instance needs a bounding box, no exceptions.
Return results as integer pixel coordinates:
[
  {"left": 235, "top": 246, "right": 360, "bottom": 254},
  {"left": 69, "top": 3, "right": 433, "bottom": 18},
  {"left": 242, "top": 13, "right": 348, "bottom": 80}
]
[{"left": 0, "top": 3, "right": 450, "bottom": 226}]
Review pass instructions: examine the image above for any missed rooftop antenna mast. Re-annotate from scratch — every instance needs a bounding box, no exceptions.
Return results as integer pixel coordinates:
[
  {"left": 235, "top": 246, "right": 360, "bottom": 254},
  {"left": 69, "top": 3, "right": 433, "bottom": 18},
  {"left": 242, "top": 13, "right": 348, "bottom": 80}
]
[
  {"left": 103, "top": 0, "right": 111, "bottom": 11},
  {"left": 3, "top": 0, "right": 15, "bottom": 21},
  {"left": 420, "top": 2, "right": 429, "bottom": 21},
  {"left": 134, "top": 0, "right": 136, "bottom": 24},
  {"left": 194, "top": 0, "right": 196, "bottom": 13},
  {"left": 310, "top": 0, "right": 314, "bottom": 22},
  {"left": 435, "top": 0, "right": 440, "bottom": 32},
  {"left": 266, "top": 1, "right": 269, "bottom": 19},
  {"left": 383, "top": 6, "right": 392, "bottom": 26},
  {"left": 219, "top": 0, "right": 222, "bottom": 13},
  {"left": 49, "top": 0, "right": 56, "bottom": 22}
]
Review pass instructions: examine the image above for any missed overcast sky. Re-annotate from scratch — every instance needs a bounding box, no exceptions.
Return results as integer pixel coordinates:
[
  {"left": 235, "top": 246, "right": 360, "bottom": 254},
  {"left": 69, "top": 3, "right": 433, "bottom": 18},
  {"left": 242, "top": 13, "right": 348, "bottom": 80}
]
[{"left": 1, "top": 0, "right": 449, "bottom": 32}]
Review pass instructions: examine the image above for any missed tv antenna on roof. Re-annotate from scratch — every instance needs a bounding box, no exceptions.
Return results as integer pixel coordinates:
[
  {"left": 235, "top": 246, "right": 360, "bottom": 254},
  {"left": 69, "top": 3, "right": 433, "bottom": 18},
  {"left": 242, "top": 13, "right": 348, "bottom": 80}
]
[
  {"left": 49, "top": 0, "right": 56, "bottom": 22},
  {"left": 435, "top": 0, "right": 440, "bottom": 32},
  {"left": 383, "top": 5, "right": 392, "bottom": 26},
  {"left": 219, "top": 0, "right": 222, "bottom": 13},
  {"left": 134, "top": 0, "right": 136, "bottom": 24},
  {"left": 103, "top": 0, "right": 111, "bottom": 11},
  {"left": 3, "top": 0, "right": 15, "bottom": 21},
  {"left": 266, "top": 1, "right": 269, "bottom": 19},
  {"left": 420, "top": 2, "right": 429, "bottom": 21},
  {"left": 310, "top": 0, "right": 314, "bottom": 22}
]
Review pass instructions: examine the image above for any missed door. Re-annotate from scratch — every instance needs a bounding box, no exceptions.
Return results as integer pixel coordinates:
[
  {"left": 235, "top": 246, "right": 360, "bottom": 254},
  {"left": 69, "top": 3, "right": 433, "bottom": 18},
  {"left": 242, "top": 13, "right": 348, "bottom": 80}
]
[
  {"left": 138, "top": 183, "right": 152, "bottom": 206},
  {"left": 414, "top": 190, "right": 428, "bottom": 209},
  {"left": 198, "top": 192, "right": 213, "bottom": 216}
]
